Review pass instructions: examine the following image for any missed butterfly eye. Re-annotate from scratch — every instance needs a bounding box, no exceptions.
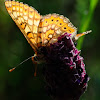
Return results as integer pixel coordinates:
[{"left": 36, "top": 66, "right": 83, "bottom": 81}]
[
  {"left": 51, "top": 19, "right": 53, "bottom": 21},
  {"left": 34, "top": 56, "right": 38, "bottom": 61}
]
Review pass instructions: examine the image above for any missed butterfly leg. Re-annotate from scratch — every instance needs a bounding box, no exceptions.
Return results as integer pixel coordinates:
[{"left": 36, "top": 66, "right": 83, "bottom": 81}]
[
  {"left": 32, "top": 54, "right": 38, "bottom": 77},
  {"left": 75, "top": 30, "right": 92, "bottom": 40},
  {"left": 34, "top": 64, "right": 37, "bottom": 77}
]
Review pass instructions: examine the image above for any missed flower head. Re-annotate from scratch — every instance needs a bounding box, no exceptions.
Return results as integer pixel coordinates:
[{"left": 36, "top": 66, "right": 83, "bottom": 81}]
[{"left": 40, "top": 33, "right": 89, "bottom": 100}]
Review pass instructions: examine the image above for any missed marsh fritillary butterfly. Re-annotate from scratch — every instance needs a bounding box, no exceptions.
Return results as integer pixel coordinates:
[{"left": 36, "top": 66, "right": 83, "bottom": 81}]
[{"left": 5, "top": 0, "right": 91, "bottom": 74}]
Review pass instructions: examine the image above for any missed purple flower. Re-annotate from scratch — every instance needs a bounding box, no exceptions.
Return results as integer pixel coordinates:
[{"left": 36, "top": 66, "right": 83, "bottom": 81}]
[{"left": 40, "top": 33, "right": 89, "bottom": 100}]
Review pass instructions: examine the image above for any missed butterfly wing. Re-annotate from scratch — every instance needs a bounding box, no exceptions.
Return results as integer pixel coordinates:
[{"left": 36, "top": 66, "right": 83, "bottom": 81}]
[
  {"left": 5, "top": 0, "right": 41, "bottom": 53},
  {"left": 38, "top": 14, "right": 77, "bottom": 46}
]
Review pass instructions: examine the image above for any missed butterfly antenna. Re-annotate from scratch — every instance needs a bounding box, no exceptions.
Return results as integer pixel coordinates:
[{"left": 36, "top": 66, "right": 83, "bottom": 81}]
[{"left": 9, "top": 56, "right": 34, "bottom": 72}]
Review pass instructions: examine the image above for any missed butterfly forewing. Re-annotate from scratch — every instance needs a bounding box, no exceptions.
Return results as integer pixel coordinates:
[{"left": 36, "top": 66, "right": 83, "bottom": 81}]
[{"left": 5, "top": 0, "right": 41, "bottom": 53}]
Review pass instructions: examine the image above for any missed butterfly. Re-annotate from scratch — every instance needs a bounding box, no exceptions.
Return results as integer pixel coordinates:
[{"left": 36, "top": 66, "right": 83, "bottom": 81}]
[{"left": 5, "top": 0, "right": 91, "bottom": 75}]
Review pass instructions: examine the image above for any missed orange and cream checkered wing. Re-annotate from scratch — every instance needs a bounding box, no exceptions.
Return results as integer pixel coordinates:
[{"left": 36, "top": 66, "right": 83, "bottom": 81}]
[
  {"left": 5, "top": 0, "right": 41, "bottom": 53},
  {"left": 38, "top": 14, "right": 77, "bottom": 45}
]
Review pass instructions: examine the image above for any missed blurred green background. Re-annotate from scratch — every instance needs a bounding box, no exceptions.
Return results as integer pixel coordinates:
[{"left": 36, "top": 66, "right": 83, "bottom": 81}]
[{"left": 0, "top": 0, "right": 100, "bottom": 100}]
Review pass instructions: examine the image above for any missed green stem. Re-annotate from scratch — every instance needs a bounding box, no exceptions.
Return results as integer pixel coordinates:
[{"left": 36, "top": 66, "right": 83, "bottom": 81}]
[{"left": 77, "top": 0, "right": 99, "bottom": 50}]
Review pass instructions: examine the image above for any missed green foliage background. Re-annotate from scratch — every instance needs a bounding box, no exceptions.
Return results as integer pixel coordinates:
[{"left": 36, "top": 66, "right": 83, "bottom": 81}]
[{"left": 0, "top": 0, "right": 100, "bottom": 100}]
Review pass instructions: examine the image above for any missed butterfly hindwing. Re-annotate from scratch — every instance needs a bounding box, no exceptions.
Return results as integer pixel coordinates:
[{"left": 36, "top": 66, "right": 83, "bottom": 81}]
[{"left": 39, "top": 14, "right": 77, "bottom": 45}]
